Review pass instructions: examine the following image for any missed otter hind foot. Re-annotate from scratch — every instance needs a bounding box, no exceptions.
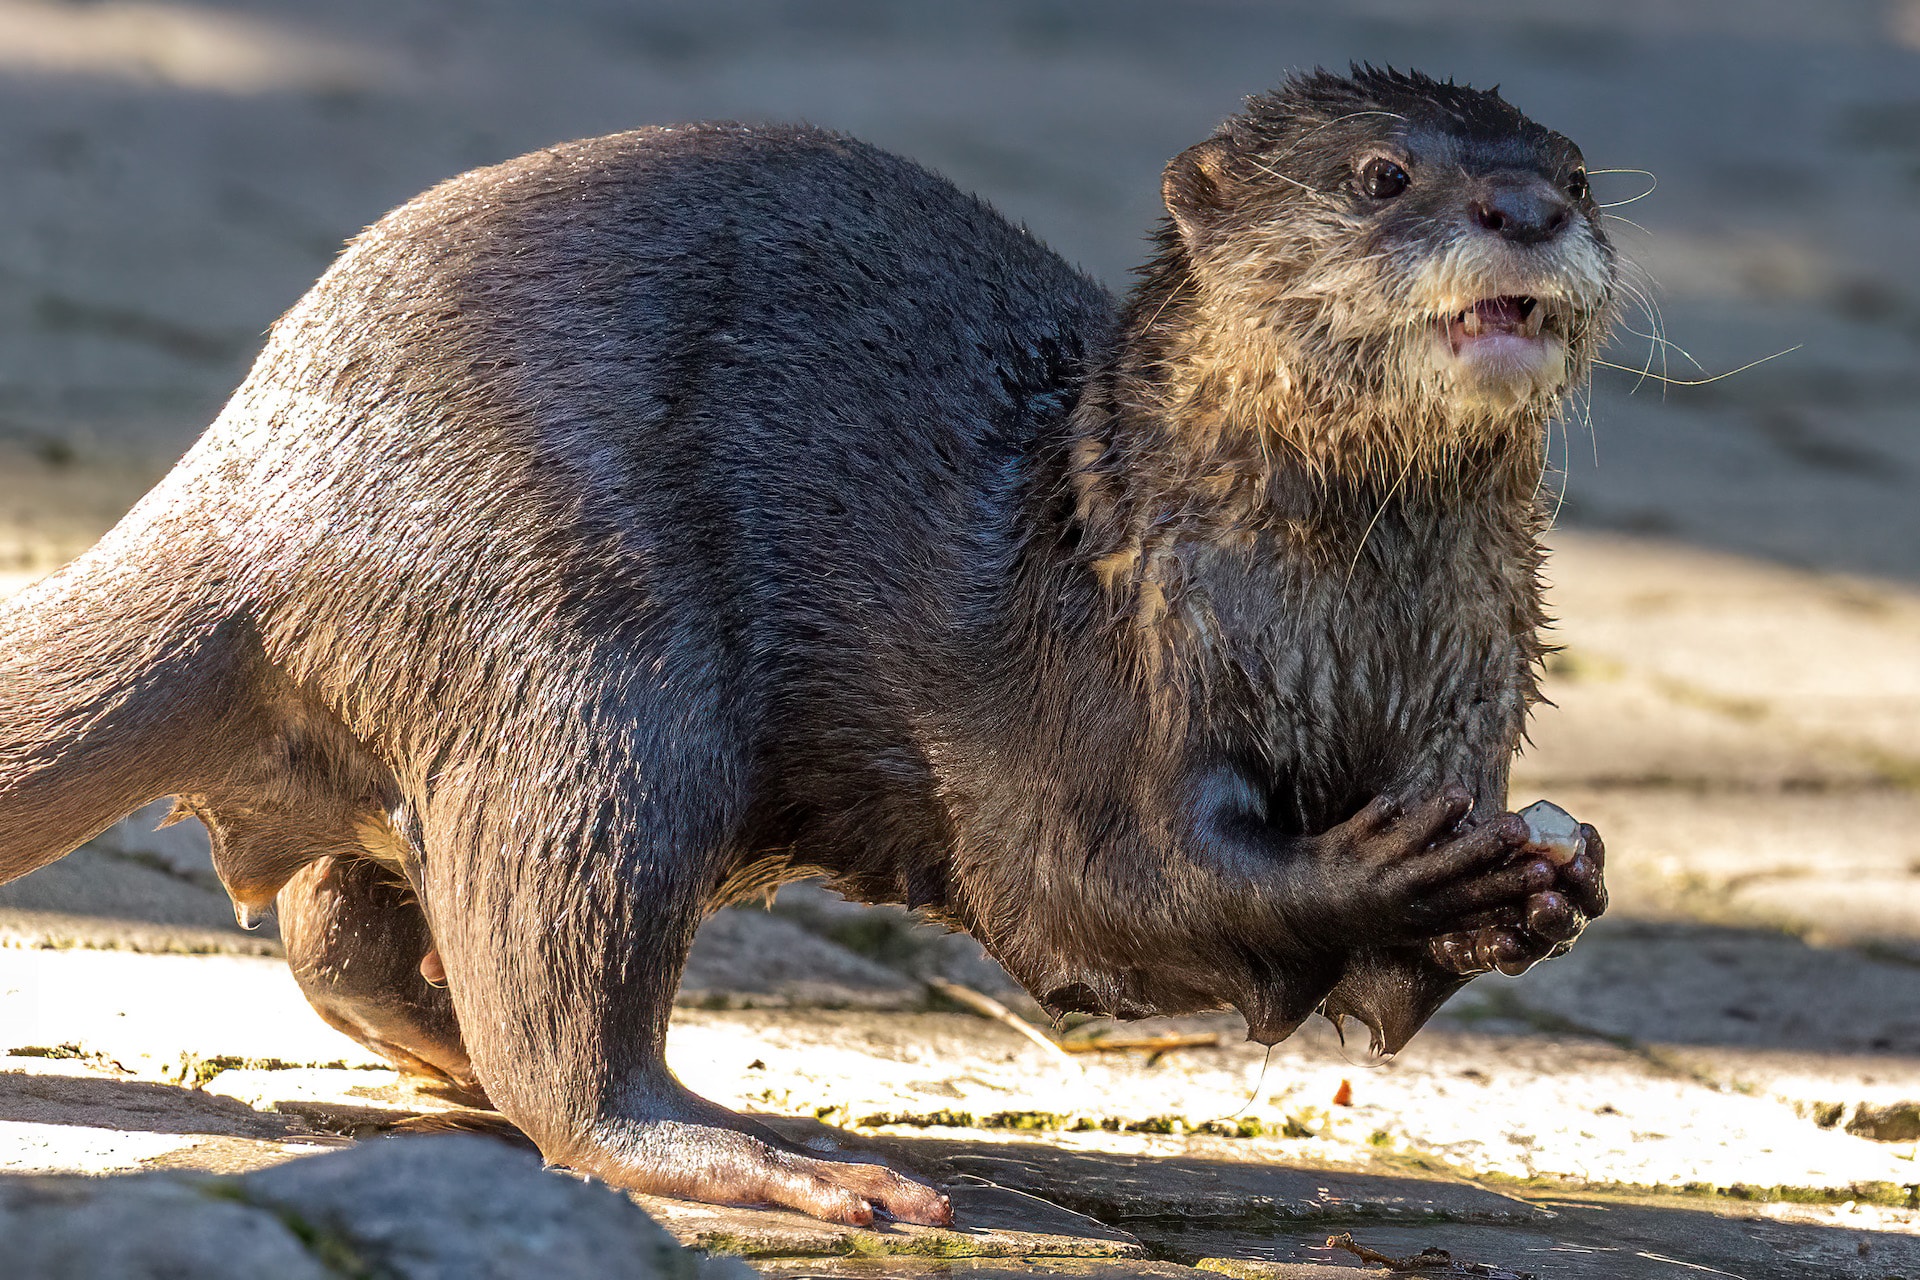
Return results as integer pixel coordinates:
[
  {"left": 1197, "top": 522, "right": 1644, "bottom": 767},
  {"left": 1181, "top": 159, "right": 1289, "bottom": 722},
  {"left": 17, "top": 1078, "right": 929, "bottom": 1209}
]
[
  {"left": 568, "top": 1108, "right": 954, "bottom": 1226},
  {"left": 697, "top": 1140, "right": 952, "bottom": 1226}
]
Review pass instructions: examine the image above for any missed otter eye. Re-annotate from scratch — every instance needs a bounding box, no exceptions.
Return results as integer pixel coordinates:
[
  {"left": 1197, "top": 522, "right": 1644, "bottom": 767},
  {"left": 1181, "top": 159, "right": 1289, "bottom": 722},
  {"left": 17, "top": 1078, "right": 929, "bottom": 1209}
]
[
  {"left": 1359, "top": 157, "right": 1409, "bottom": 200},
  {"left": 1566, "top": 168, "right": 1589, "bottom": 201}
]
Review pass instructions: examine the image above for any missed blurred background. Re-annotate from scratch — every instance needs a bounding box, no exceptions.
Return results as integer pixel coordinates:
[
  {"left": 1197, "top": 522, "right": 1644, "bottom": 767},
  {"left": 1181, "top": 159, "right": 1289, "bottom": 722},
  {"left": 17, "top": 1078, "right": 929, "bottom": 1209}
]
[
  {"left": 2, "top": 2, "right": 1919, "bottom": 1271},
  {"left": 0, "top": 0, "right": 1916, "bottom": 580}
]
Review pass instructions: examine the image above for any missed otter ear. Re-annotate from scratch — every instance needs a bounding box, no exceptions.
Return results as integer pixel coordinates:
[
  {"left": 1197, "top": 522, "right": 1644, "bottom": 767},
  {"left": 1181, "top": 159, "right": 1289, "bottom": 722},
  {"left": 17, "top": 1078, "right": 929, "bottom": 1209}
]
[{"left": 1162, "top": 138, "right": 1233, "bottom": 246}]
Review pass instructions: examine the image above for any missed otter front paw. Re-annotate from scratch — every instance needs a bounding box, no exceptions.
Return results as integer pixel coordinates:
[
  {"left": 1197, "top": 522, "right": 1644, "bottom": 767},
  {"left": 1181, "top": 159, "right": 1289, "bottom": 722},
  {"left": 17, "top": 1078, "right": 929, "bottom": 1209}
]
[
  {"left": 1426, "top": 803, "right": 1607, "bottom": 977},
  {"left": 1309, "top": 787, "right": 1533, "bottom": 941}
]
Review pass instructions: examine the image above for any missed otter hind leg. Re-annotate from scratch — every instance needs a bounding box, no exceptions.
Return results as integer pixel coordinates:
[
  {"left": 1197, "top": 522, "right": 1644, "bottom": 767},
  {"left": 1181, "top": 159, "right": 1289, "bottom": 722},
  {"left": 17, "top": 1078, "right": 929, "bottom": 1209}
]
[
  {"left": 419, "top": 738, "right": 952, "bottom": 1227},
  {"left": 279, "top": 854, "right": 487, "bottom": 1106}
]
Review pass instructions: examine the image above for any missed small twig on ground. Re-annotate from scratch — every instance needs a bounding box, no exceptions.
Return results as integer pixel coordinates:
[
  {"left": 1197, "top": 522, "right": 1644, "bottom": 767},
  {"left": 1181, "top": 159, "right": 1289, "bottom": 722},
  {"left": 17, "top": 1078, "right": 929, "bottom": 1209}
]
[
  {"left": 924, "top": 977, "right": 1075, "bottom": 1069},
  {"left": 1055, "top": 1031, "right": 1222, "bottom": 1054},
  {"left": 1327, "top": 1233, "right": 1454, "bottom": 1271},
  {"left": 1324, "top": 1232, "right": 1537, "bottom": 1279}
]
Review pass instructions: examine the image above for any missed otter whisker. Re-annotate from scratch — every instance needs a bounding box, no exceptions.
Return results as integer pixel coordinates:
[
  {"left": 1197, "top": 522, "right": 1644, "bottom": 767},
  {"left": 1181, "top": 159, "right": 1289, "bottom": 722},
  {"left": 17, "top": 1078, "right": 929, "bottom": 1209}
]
[
  {"left": 1261, "top": 109, "right": 1411, "bottom": 168},
  {"left": 1593, "top": 345, "right": 1802, "bottom": 387},
  {"left": 1596, "top": 189, "right": 1656, "bottom": 210},
  {"left": 1575, "top": 383, "right": 1600, "bottom": 469},
  {"left": 1620, "top": 290, "right": 1670, "bottom": 384},
  {"left": 1204, "top": 1042, "right": 1277, "bottom": 1126},
  {"left": 1606, "top": 270, "right": 1669, "bottom": 391},
  {"left": 1529, "top": 409, "right": 1556, "bottom": 507},
  {"left": 1588, "top": 167, "right": 1658, "bottom": 210},
  {"left": 1601, "top": 213, "right": 1656, "bottom": 237},
  {"left": 1139, "top": 279, "right": 1193, "bottom": 337},
  {"left": 1548, "top": 444, "right": 1570, "bottom": 528},
  {"left": 1244, "top": 157, "right": 1322, "bottom": 196},
  {"left": 1345, "top": 453, "right": 1416, "bottom": 587},
  {"left": 1615, "top": 322, "right": 1706, "bottom": 373}
]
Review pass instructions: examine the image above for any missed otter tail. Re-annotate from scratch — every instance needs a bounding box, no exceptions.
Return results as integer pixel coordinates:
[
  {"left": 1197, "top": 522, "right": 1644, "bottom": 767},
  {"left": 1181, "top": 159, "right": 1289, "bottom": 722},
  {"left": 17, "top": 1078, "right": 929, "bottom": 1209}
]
[{"left": 0, "top": 541, "right": 244, "bottom": 883}]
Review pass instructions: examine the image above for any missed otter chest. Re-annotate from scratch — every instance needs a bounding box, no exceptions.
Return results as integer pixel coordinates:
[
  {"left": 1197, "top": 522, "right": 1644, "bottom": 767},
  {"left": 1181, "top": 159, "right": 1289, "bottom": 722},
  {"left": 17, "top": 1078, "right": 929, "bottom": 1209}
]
[{"left": 1184, "top": 524, "right": 1539, "bottom": 832}]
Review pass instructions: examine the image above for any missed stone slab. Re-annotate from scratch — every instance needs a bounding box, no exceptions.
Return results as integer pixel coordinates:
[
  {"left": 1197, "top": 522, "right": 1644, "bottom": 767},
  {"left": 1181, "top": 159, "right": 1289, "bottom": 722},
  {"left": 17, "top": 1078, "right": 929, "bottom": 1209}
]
[
  {"left": 1540, "top": 534, "right": 1920, "bottom": 765},
  {"left": 754, "top": 1263, "right": 1228, "bottom": 1279},
  {"left": 0, "top": 848, "right": 275, "bottom": 950},
  {"left": 0, "top": 1055, "right": 342, "bottom": 1174},
  {"left": 1175, "top": 1196, "right": 1920, "bottom": 1280},
  {"left": 771, "top": 881, "right": 1038, "bottom": 1014},
  {"left": 681, "top": 908, "right": 923, "bottom": 1011},
  {"left": 1513, "top": 665, "right": 1891, "bottom": 794},
  {"left": 202, "top": 1066, "right": 485, "bottom": 1136},
  {"left": 853, "top": 1131, "right": 1546, "bottom": 1229},
  {"left": 637, "top": 1182, "right": 1142, "bottom": 1260},
  {"left": 0, "top": 947, "right": 383, "bottom": 1074},
  {"left": 675, "top": 999, "right": 1920, "bottom": 1199},
  {"left": 87, "top": 798, "right": 221, "bottom": 886},
  {"left": 0, "top": 906, "right": 281, "bottom": 957},
  {"left": 1506, "top": 918, "right": 1920, "bottom": 1057},
  {"left": 9, "top": 933, "right": 1920, "bottom": 1200}
]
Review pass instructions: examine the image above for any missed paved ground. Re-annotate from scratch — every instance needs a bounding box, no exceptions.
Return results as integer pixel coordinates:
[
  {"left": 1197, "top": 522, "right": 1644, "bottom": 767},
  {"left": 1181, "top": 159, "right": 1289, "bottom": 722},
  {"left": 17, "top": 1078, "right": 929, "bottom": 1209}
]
[{"left": 1, "top": 2, "right": 1918, "bottom": 1277}]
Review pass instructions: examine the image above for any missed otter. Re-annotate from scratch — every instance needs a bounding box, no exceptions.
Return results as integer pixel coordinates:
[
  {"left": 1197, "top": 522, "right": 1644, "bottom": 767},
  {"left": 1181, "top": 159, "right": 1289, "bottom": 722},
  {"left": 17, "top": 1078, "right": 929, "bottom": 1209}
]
[{"left": 0, "top": 67, "right": 1611, "bottom": 1225}]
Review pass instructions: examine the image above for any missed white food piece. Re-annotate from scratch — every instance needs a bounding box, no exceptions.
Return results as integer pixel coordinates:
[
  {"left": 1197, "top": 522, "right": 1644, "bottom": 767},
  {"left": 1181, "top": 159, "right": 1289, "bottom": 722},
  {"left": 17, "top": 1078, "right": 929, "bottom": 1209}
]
[{"left": 1517, "top": 799, "right": 1584, "bottom": 866}]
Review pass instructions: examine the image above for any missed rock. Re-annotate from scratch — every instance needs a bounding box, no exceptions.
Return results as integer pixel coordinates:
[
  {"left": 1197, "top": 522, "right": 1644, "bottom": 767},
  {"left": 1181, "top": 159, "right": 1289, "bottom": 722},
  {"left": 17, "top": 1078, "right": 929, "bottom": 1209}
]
[
  {"left": 243, "top": 1134, "right": 723, "bottom": 1279},
  {"left": 1516, "top": 800, "right": 1583, "bottom": 865},
  {"left": 0, "top": 1174, "right": 335, "bottom": 1280},
  {"left": 0, "top": 1135, "right": 743, "bottom": 1277},
  {"left": 1846, "top": 1101, "right": 1920, "bottom": 1143}
]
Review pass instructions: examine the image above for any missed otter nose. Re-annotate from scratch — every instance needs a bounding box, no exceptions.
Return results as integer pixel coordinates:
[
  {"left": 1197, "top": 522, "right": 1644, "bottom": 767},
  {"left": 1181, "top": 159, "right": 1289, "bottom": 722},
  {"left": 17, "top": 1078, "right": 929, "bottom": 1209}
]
[{"left": 1468, "top": 181, "right": 1571, "bottom": 246}]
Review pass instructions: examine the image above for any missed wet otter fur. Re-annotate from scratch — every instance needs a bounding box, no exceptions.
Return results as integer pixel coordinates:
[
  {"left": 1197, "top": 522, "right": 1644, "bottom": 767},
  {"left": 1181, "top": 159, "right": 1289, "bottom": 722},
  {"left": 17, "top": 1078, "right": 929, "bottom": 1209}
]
[{"left": 0, "top": 67, "right": 1612, "bottom": 1223}]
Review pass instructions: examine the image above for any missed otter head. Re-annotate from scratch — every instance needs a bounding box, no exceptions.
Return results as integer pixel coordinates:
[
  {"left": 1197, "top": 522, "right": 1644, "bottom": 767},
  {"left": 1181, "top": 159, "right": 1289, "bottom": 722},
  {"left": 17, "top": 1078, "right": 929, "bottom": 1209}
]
[{"left": 1156, "top": 65, "right": 1617, "bottom": 470}]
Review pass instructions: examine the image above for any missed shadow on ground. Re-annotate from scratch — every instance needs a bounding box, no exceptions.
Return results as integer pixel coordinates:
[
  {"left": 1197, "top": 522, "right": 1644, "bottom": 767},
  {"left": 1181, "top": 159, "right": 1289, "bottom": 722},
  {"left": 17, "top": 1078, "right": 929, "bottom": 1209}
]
[{"left": 695, "top": 1123, "right": 1920, "bottom": 1280}]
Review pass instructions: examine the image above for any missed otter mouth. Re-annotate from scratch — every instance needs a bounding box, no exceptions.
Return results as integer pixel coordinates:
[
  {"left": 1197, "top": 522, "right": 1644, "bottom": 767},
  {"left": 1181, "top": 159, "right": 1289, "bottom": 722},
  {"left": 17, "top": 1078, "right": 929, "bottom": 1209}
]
[
  {"left": 1433, "top": 294, "right": 1570, "bottom": 398},
  {"left": 1441, "top": 295, "right": 1561, "bottom": 353}
]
